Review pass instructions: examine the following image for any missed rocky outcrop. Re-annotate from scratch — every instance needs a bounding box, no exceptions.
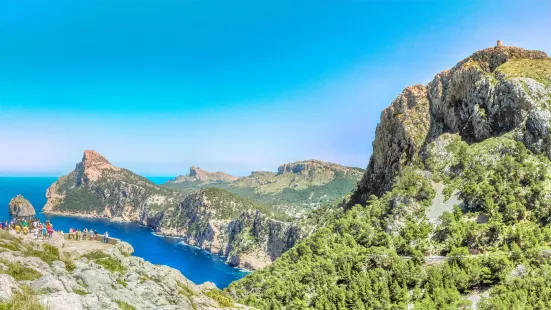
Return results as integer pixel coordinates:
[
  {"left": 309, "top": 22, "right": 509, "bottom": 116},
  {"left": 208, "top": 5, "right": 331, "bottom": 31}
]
[
  {"left": 154, "top": 189, "right": 306, "bottom": 270},
  {"left": 0, "top": 230, "right": 252, "bottom": 309},
  {"left": 352, "top": 45, "right": 551, "bottom": 205},
  {"left": 43, "top": 150, "right": 184, "bottom": 223},
  {"left": 8, "top": 194, "right": 36, "bottom": 217},
  {"left": 169, "top": 166, "right": 238, "bottom": 184}
]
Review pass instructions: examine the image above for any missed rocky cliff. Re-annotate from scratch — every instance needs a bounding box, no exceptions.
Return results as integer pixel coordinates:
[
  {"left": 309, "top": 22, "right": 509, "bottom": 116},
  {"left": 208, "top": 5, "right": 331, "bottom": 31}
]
[
  {"left": 0, "top": 230, "right": 251, "bottom": 309},
  {"left": 43, "top": 150, "right": 184, "bottom": 224},
  {"left": 352, "top": 45, "right": 551, "bottom": 203},
  {"left": 154, "top": 188, "right": 306, "bottom": 270},
  {"left": 8, "top": 194, "right": 36, "bottom": 217}
]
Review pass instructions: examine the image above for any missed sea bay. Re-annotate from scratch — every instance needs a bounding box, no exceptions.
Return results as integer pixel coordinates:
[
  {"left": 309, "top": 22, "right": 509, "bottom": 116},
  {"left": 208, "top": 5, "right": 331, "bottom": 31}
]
[{"left": 0, "top": 177, "right": 248, "bottom": 288}]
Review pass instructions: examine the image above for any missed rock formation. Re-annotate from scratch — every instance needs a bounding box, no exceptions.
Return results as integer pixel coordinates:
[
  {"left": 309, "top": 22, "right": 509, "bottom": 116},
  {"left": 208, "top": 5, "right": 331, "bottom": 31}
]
[
  {"left": 155, "top": 189, "right": 306, "bottom": 270},
  {"left": 43, "top": 150, "right": 184, "bottom": 223},
  {"left": 8, "top": 194, "right": 36, "bottom": 217},
  {"left": 169, "top": 166, "right": 238, "bottom": 184},
  {"left": 0, "top": 230, "right": 251, "bottom": 309},
  {"left": 352, "top": 45, "right": 551, "bottom": 204}
]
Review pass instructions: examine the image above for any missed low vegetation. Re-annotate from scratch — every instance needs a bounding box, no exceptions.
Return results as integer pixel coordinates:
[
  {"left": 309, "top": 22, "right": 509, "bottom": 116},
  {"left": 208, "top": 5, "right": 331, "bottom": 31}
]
[
  {"left": 0, "top": 286, "right": 45, "bottom": 310},
  {"left": 0, "top": 259, "right": 42, "bottom": 281},
  {"left": 115, "top": 300, "right": 136, "bottom": 310},
  {"left": 228, "top": 135, "right": 551, "bottom": 309},
  {"left": 495, "top": 58, "right": 551, "bottom": 86},
  {"left": 205, "top": 289, "right": 234, "bottom": 308}
]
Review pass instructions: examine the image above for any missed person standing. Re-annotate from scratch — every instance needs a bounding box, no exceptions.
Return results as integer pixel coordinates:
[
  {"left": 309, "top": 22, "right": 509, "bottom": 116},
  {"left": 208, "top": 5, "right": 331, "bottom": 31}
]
[
  {"left": 103, "top": 231, "right": 109, "bottom": 243},
  {"left": 47, "top": 224, "right": 54, "bottom": 239}
]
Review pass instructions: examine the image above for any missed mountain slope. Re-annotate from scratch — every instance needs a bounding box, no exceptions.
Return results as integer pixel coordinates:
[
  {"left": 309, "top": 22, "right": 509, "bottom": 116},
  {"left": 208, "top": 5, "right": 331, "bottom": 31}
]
[
  {"left": 43, "top": 150, "right": 184, "bottom": 223},
  {"left": 227, "top": 45, "right": 551, "bottom": 309},
  {"left": 163, "top": 160, "right": 364, "bottom": 216}
]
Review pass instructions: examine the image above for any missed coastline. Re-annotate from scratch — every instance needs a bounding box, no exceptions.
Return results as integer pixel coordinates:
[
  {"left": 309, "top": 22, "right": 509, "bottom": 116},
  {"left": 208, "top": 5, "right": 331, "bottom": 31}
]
[{"left": 41, "top": 209, "right": 255, "bottom": 272}]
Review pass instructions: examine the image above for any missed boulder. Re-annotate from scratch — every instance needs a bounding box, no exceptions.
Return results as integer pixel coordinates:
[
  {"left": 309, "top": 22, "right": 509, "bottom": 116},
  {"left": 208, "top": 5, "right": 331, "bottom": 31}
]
[
  {"left": 0, "top": 274, "right": 20, "bottom": 302},
  {"left": 39, "top": 292, "right": 85, "bottom": 310},
  {"left": 8, "top": 194, "right": 36, "bottom": 217},
  {"left": 30, "top": 275, "right": 67, "bottom": 294}
]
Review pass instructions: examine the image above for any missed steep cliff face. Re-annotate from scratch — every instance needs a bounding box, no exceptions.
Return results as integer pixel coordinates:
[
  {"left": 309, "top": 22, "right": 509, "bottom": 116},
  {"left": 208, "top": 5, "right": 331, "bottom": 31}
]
[
  {"left": 43, "top": 150, "right": 184, "bottom": 223},
  {"left": 8, "top": 195, "right": 36, "bottom": 217},
  {"left": 352, "top": 45, "right": 551, "bottom": 204},
  {"left": 154, "top": 188, "right": 306, "bottom": 270}
]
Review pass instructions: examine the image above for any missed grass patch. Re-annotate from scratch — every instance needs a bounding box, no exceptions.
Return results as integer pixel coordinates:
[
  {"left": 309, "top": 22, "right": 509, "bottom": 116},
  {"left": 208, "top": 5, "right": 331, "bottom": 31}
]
[
  {"left": 81, "top": 250, "right": 109, "bottom": 260},
  {"left": 205, "top": 289, "right": 234, "bottom": 308},
  {"left": 0, "top": 286, "right": 45, "bottom": 310},
  {"left": 177, "top": 281, "right": 194, "bottom": 297},
  {"left": 63, "top": 258, "right": 76, "bottom": 273},
  {"left": 0, "top": 259, "right": 41, "bottom": 281},
  {"left": 114, "top": 300, "right": 136, "bottom": 310},
  {"left": 496, "top": 58, "right": 551, "bottom": 86},
  {"left": 73, "top": 288, "right": 88, "bottom": 296},
  {"left": 24, "top": 243, "right": 60, "bottom": 265},
  {"left": 82, "top": 250, "right": 125, "bottom": 273},
  {"left": 95, "top": 257, "right": 125, "bottom": 273},
  {"left": 117, "top": 278, "right": 128, "bottom": 287}
]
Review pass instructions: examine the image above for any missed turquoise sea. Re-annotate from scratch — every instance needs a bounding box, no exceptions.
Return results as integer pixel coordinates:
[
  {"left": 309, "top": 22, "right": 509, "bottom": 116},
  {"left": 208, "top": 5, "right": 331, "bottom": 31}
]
[{"left": 0, "top": 177, "right": 249, "bottom": 288}]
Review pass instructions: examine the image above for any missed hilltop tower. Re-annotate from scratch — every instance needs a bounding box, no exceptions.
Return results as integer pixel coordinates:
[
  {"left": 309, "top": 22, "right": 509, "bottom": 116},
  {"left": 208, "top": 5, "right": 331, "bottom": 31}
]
[{"left": 497, "top": 40, "right": 503, "bottom": 47}]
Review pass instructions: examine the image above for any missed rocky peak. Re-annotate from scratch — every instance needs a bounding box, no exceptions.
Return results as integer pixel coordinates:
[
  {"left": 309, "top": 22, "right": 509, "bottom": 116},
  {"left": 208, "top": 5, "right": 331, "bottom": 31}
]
[
  {"left": 352, "top": 45, "right": 551, "bottom": 204},
  {"left": 76, "top": 150, "right": 119, "bottom": 183},
  {"left": 170, "top": 166, "right": 238, "bottom": 183},
  {"left": 277, "top": 159, "right": 357, "bottom": 175},
  {"left": 8, "top": 194, "right": 36, "bottom": 217}
]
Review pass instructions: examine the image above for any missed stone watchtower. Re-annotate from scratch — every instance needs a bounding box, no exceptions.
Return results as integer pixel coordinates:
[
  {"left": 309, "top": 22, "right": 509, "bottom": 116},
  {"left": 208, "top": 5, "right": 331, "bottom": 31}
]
[{"left": 497, "top": 40, "right": 503, "bottom": 47}]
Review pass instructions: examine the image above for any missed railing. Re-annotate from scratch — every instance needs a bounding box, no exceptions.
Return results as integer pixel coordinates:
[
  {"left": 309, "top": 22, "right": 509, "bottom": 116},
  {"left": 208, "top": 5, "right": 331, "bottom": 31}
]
[{"left": 62, "top": 233, "right": 120, "bottom": 245}]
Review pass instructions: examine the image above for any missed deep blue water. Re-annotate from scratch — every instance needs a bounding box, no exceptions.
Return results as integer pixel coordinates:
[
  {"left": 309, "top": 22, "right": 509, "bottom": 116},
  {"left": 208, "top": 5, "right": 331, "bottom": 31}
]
[{"left": 0, "top": 177, "right": 248, "bottom": 288}]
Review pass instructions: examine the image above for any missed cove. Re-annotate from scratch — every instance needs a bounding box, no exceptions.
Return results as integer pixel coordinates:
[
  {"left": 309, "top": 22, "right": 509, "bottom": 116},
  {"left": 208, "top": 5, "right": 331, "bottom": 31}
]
[{"left": 0, "top": 177, "right": 249, "bottom": 288}]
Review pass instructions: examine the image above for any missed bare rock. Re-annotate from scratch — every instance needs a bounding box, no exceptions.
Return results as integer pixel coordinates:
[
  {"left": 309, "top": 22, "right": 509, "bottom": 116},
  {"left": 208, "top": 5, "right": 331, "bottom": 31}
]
[
  {"left": 0, "top": 274, "right": 20, "bottom": 302},
  {"left": 8, "top": 194, "right": 36, "bottom": 217}
]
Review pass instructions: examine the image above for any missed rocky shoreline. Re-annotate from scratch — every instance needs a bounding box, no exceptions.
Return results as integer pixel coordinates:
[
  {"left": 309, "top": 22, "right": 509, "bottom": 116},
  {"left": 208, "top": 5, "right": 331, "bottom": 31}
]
[{"left": 0, "top": 229, "right": 252, "bottom": 309}]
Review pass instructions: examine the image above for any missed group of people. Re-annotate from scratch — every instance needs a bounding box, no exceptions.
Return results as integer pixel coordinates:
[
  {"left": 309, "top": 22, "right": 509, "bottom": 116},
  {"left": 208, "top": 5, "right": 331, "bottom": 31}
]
[
  {"left": 68, "top": 228, "right": 110, "bottom": 243},
  {"left": 1, "top": 218, "right": 56, "bottom": 239},
  {"left": 1, "top": 218, "right": 110, "bottom": 243}
]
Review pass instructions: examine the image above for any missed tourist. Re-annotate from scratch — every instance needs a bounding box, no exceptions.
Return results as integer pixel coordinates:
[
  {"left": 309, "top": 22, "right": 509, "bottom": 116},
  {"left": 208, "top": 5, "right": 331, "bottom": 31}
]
[
  {"left": 47, "top": 224, "right": 54, "bottom": 239},
  {"left": 42, "top": 225, "right": 47, "bottom": 240},
  {"left": 90, "top": 229, "right": 96, "bottom": 240},
  {"left": 76, "top": 229, "right": 81, "bottom": 241},
  {"left": 103, "top": 231, "right": 109, "bottom": 243},
  {"left": 34, "top": 227, "right": 39, "bottom": 239},
  {"left": 83, "top": 228, "right": 88, "bottom": 240}
]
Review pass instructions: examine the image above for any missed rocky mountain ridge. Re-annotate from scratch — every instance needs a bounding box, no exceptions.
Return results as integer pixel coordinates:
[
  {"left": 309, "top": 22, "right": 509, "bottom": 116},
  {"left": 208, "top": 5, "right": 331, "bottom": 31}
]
[
  {"left": 228, "top": 44, "right": 551, "bottom": 309},
  {"left": 42, "top": 151, "right": 310, "bottom": 270},
  {"left": 163, "top": 160, "right": 364, "bottom": 216},
  {"left": 352, "top": 45, "right": 551, "bottom": 202}
]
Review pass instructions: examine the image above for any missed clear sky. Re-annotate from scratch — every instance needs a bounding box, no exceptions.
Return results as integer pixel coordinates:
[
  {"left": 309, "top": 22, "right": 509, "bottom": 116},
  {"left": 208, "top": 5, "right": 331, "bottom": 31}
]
[{"left": 0, "top": 0, "right": 550, "bottom": 176}]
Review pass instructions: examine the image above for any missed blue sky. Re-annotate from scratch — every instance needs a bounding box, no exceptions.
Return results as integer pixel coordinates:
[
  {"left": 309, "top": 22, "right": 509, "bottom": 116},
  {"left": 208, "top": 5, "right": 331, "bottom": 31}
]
[{"left": 0, "top": 0, "right": 550, "bottom": 176}]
